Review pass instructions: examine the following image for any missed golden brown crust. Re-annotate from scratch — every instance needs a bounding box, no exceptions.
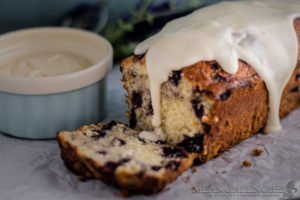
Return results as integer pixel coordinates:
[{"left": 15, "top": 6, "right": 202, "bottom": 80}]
[{"left": 199, "top": 73, "right": 268, "bottom": 161}]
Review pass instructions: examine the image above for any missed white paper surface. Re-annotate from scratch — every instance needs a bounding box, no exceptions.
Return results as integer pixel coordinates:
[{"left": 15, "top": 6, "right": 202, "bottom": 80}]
[{"left": 0, "top": 67, "right": 300, "bottom": 200}]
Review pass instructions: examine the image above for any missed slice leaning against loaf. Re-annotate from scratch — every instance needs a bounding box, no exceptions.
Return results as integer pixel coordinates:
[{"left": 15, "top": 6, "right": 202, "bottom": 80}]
[
  {"left": 121, "top": 19, "right": 300, "bottom": 163},
  {"left": 57, "top": 121, "right": 196, "bottom": 195}
]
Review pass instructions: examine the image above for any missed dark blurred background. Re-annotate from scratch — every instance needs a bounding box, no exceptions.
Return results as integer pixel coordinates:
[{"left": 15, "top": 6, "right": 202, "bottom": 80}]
[{"left": 0, "top": 0, "right": 221, "bottom": 59}]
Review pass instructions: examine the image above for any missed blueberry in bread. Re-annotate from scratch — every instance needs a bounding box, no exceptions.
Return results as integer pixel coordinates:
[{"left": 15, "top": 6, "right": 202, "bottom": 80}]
[
  {"left": 121, "top": 18, "right": 300, "bottom": 163},
  {"left": 57, "top": 121, "right": 196, "bottom": 195}
]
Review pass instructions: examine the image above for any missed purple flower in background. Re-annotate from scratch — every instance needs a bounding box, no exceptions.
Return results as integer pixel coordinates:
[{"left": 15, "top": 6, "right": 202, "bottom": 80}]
[
  {"left": 59, "top": 0, "right": 218, "bottom": 60},
  {"left": 58, "top": 3, "right": 108, "bottom": 32}
]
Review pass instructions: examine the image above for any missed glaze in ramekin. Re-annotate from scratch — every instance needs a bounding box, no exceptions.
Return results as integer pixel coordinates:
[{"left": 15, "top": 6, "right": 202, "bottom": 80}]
[{"left": 0, "top": 28, "right": 113, "bottom": 139}]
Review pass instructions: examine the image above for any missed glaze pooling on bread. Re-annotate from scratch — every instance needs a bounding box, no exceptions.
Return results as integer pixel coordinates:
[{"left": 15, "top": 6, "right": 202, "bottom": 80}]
[
  {"left": 121, "top": 18, "right": 300, "bottom": 158},
  {"left": 135, "top": 0, "right": 300, "bottom": 133}
]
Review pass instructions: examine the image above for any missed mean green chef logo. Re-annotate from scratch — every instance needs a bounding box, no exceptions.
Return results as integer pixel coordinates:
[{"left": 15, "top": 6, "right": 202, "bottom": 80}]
[
  {"left": 281, "top": 181, "right": 298, "bottom": 199},
  {"left": 192, "top": 181, "right": 298, "bottom": 199}
]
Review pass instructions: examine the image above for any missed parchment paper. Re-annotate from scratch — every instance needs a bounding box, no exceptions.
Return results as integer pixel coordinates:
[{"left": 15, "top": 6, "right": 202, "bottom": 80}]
[{"left": 1, "top": 67, "right": 299, "bottom": 200}]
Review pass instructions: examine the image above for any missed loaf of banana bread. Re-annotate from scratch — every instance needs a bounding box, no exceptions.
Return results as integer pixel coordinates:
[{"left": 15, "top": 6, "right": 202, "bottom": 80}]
[
  {"left": 57, "top": 121, "right": 196, "bottom": 195},
  {"left": 121, "top": 19, "right": 300, "bottom": 163}
]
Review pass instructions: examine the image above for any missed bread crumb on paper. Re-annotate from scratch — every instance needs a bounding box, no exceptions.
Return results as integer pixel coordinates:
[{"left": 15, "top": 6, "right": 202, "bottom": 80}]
[
  {"left": 252, "top": 148, "right": 264, "bottom": 157},
  {"left": 242, "top": 160, "right": 252, "bottom": 167}
]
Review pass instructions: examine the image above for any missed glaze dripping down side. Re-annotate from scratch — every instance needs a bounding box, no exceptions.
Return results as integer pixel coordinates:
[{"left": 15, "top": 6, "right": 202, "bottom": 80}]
[{"left": 134, "top": 0, "right": 300, "bottom": 133}]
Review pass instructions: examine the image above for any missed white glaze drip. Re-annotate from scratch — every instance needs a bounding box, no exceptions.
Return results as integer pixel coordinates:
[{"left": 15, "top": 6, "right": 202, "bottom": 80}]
[{"left": 135, "top": 0, "right": 300, "bottom": 133}]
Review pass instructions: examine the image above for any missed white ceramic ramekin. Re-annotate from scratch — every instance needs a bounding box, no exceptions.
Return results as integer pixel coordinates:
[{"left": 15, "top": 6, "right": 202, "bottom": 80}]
[{"left": 0, "top": 27, "right": 113, "bottom": 139}]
